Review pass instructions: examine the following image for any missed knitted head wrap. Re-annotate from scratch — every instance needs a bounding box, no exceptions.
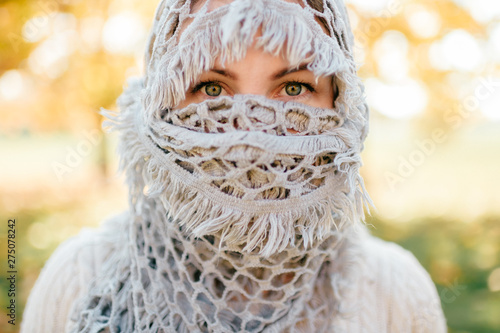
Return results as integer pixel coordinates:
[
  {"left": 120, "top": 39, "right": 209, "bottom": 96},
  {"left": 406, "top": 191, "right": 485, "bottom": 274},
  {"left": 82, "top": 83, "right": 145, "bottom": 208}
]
[{"left": 71, "top": 0, "right": 371, "bottom": 331}]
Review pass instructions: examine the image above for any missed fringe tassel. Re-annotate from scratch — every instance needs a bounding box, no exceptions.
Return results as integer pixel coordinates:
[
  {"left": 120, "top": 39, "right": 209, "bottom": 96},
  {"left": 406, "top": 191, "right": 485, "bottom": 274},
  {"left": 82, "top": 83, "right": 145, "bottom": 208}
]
[{"left": 102, "top": 82, "right": 370, "bottom": 258}]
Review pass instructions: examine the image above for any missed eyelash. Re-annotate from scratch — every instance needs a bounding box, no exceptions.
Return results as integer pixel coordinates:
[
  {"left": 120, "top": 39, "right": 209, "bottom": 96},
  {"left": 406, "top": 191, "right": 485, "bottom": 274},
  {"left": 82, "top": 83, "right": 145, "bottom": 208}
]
[
  {"left": 190, "top": 80, "right": 317, "bottom": 95},
  {"left": 191, "top": 80, "right": 223, "bottom": 94},
  {"left": 286, "top": 80, "right": 316, "bottom": 94}
]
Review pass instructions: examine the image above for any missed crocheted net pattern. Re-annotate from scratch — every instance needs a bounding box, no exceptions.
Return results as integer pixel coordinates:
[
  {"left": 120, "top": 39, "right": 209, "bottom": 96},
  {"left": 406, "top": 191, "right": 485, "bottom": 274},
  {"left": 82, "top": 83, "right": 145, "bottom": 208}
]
[{"left": 70, "top": 0, "right": 371, "bottom": 332}]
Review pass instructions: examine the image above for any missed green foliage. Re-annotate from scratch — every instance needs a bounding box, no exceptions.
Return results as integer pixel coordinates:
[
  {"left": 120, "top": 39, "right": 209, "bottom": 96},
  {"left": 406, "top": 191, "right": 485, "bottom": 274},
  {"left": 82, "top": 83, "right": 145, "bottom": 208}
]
[{"left": 369, "top": 216, "right": 500, "bottom": 333}]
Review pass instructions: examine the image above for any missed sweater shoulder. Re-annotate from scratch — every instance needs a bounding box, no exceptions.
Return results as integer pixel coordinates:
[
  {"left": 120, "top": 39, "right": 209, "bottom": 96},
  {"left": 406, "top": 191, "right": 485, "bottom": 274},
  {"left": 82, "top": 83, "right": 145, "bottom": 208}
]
[
  {"left": 21, "top": 213, "right": 128, "bottom": 333},
  {"left": 356, "top": 233, "right": 448, "bottom": 333}
]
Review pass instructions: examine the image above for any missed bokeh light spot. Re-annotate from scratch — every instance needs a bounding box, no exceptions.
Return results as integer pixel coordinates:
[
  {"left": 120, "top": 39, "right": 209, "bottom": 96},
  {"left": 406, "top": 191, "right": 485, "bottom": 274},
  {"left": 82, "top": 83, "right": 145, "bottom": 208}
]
[
  {"left": 102, "top": 12, "right": 147, "bottom": 55},
  {"left": 429, "top": 30, "right": 484, "bottom": 72},
  {"left": 28, "top": 222, "right": 53, "bottom": 250},
  {"left": 365, "top": 78, "right": 428, "bottom": 119},
  {"left": 457, "top": 0, "right": 500, "bottom": 23},
  {"left": 27, "top": 30, "right": 79, "bottom": 79},
  {"left": 80, "top": 16, "right": 105, "bottom": 54},
  {"left": 489, "top": 23, "right": 500, "bottom": 61},
  {"left": 480, "top": 83, "right": 500, "bottom": 121},
  {"left": 406, "top": 5, "right": 441, "bottom": 39},
  {"left": 488, "top": 267, "right": 500, "bottom": 292},
  {"left": 346, "top": 0, "right": 396, "bottom": 14},
  {"left": 373, "top": 30, "right": 409, "bottom": 82},
  {"left": 0, "top": 70, "right": 24, "bottom": 101},
  {"left": 22, "top": 15, "right": 51, "bottom": 43}
]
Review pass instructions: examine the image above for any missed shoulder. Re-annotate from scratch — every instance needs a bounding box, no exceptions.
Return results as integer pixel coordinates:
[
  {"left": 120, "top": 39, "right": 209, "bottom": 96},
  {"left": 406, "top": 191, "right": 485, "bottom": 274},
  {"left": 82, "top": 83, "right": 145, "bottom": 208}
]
[
  {"left": 21, "top": 213, "right": 129, "bottom": 333},
  {"left": 352, "top": 232, "right": 448, "bottom": 333}
]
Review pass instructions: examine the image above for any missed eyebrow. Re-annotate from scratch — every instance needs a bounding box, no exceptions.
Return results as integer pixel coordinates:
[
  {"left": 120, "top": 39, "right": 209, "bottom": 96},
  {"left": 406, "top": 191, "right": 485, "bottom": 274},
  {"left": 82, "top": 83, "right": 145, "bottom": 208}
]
[
  {"left": 270, "top": 64, "right": 310, "bottom": 80},
  {"left": 211, "top": 68, "right": 237, "bottom": 80},
  {"left": 210, "top": 63, "right": 310, "bottom": 81}
]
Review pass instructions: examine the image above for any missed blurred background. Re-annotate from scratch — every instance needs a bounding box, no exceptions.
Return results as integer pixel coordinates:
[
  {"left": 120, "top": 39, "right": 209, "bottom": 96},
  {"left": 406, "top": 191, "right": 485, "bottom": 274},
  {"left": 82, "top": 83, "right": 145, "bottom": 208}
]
[{"left": 0, "top": 0, "right": 499, "bottom": 331}]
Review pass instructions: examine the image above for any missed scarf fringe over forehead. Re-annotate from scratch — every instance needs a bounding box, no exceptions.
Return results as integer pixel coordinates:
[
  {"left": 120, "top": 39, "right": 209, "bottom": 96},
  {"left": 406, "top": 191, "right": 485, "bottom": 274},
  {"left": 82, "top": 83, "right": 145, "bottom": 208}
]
[{"left": 145, "top": 0, "right": 367, "bottom": 136}]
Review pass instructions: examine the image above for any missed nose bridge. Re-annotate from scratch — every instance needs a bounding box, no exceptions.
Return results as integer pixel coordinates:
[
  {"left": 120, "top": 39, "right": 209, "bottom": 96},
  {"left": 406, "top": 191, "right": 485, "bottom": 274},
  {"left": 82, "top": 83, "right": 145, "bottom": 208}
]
[
  {"left": 231, "top": 48, "right": 275, "bottom": 96},
  {"left": 238, "top": 82, "right": 268, "bottom": 96},
  {"left": 230, "top": 45, "right": 290, "bottom": 97}
]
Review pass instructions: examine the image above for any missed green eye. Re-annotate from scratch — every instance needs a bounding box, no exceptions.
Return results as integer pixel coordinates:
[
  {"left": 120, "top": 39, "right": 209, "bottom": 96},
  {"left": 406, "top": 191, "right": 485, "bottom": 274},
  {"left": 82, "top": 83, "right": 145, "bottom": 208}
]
[
  {"left": 204, "top": 83, "right": 222, "bottom": 96},
  {"left": 285, "top": 83, "right": 303, "bottom": 96}
]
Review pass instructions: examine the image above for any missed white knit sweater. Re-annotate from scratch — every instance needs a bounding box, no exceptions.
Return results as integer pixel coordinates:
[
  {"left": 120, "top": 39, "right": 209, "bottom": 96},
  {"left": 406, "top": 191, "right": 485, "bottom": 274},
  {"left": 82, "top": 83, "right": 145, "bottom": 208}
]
[{"left": 21, "top": 213, "right": 447, "bottom": 332}]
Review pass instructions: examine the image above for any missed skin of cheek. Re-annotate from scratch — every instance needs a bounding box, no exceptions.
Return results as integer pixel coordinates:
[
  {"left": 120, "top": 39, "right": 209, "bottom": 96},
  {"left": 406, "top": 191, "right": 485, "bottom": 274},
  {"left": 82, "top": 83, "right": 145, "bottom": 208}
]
[{"left": 307, "top": 75, "right": 334, "bottom": 108}]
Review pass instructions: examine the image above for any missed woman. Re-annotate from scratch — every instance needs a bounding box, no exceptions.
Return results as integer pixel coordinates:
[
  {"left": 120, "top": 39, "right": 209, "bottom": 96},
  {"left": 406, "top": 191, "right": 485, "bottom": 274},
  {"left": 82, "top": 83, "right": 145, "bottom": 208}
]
[{"left": 22, "top": 0, "right": 447, "bottom": 332}]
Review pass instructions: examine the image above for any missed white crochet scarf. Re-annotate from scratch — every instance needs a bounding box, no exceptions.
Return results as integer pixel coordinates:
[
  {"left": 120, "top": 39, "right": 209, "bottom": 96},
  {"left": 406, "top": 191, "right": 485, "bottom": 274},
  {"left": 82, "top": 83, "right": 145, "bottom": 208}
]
[{"left": 71, "top": 0, "right": 371, "bottom": 332}]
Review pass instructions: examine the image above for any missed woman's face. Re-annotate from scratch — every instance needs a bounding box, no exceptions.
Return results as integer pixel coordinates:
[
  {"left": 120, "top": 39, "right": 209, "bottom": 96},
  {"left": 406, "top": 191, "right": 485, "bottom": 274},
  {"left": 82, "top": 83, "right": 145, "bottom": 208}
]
[{"left": 177, "top": 0, "right": 335, "bottom": 110}]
